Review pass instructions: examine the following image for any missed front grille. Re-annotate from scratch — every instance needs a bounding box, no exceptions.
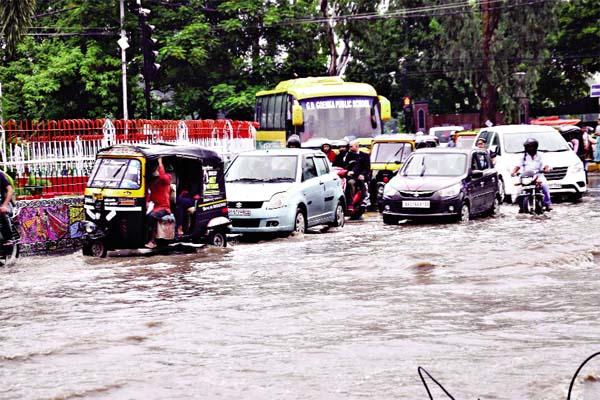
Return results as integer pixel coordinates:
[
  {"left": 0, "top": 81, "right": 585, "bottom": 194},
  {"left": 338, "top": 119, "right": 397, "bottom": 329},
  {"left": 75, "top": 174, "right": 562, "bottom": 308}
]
[
  {"left": 399, "top": 191, "right": 435, "bottom": 198},
  {"left": 231, "top": 219, "right": 261, "bottom": 228},
  {"left": 545, "top": 167, "right": 568, "bottom": 181},
  {"left": 228, "top": 201, "right": 264, "bottom": 209}
]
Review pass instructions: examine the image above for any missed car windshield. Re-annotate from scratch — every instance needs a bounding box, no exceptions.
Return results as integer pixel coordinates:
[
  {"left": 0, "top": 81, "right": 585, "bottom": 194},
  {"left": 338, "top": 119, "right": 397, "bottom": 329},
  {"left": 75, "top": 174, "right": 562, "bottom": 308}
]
[
  {"left": 87, "top": 158, "right": 141, "bottom": 189},
  {"left": 370, "top": 142, "right": 413, "bottom": 163},
  {"left": 504, "top": 131, "right": 570, "bottom": 153},
  {"left": 432, "top": 129, "right": 454, "bottom": 144},
  {"left": 455, "top": 136, "right": 476, "bottom": 149},
  {"left": 402, "top": 153, "right": 467, "bottom": 177},
  {"left": 226, "top": 155, "right": 297, "bottom": 182}
]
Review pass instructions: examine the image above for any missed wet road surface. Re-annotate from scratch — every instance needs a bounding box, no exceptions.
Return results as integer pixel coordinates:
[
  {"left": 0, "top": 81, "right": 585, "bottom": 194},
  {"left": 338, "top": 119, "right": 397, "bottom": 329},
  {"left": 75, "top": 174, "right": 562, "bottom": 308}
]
[{"left": 2, "top": 190, "right": 600, "bottom": 399}]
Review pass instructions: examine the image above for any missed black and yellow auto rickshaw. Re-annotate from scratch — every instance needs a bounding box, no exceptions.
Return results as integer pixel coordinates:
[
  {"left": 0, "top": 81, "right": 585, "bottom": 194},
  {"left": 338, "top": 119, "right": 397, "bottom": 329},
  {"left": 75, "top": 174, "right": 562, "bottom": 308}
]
[
  {"left": 81, "top": 143, "right": 230, "bottom": 257},
  {"left": 369, "top": 134, "right": 438, "bottom": 211}
]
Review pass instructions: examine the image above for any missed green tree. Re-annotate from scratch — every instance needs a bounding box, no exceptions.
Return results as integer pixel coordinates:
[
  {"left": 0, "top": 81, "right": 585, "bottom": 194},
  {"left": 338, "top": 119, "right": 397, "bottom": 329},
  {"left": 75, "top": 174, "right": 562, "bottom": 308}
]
[
  {"left": 0, "top": 0, "right": 36, "bottom": 58},
  {"left": 430, "top": 0, "right": 559, "bottom": 125}
]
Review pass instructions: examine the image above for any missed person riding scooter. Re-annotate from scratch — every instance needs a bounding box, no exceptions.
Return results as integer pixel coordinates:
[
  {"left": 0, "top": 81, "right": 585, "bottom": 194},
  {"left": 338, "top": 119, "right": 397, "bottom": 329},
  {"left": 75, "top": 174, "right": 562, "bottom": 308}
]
[
  {"left": 511, "top": 138, "right": 553, "bottom": 211},
  {"left": 344, "top": 140, "right": 370, "bottom": 209}
]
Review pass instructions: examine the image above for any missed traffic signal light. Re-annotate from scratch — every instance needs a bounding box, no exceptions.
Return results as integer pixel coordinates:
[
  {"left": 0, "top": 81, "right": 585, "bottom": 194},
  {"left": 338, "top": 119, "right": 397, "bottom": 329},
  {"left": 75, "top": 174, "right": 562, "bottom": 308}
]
[
  {"left": 140, "top": 15, "right": 160, "bottom": 81},
  {"left": 402, "top": 96, "right": 414, "bottom": 132}
]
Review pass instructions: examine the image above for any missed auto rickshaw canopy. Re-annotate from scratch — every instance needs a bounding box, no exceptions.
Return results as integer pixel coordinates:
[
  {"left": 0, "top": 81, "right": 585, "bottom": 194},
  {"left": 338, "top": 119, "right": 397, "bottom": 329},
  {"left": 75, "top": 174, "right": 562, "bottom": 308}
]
[{"left": 97, "top": 143, "right": 223, "bottom": 167}]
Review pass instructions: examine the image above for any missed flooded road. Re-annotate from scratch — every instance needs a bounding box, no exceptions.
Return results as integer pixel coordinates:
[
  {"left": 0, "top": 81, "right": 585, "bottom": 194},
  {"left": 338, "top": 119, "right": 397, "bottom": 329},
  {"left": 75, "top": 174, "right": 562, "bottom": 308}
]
[{"left": 2, "top": 192, "right": 600, "bottom": 399}]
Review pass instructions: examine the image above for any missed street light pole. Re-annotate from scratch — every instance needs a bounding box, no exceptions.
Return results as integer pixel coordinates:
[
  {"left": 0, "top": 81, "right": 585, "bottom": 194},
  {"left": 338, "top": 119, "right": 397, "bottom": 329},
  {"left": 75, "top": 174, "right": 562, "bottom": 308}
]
[{"left": 119, "top": 0, "right": 129, "bottom": 121}]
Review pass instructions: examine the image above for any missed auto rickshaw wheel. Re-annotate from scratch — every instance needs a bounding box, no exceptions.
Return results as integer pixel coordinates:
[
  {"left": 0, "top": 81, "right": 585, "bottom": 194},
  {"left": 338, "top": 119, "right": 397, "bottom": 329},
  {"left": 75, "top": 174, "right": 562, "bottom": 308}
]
[
  {"left": 208, "top": 231, "right": 227, "bottom": 247},
  {"left": 83, "top": 240, "right": 107, "bottom": 258}
]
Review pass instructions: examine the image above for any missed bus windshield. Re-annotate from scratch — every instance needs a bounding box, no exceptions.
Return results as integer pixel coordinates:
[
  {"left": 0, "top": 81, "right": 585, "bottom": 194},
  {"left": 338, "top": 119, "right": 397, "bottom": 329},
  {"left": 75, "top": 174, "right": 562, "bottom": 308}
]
[{"left": 300, "top": 96, "right": 380, "bottom": 141}]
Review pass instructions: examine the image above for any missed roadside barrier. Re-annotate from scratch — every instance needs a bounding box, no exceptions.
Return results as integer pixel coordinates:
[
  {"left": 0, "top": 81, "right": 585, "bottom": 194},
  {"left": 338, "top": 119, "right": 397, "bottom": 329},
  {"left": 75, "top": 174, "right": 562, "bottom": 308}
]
[{"left": 1, "top": 118, "right": 258, "bottom": 199}]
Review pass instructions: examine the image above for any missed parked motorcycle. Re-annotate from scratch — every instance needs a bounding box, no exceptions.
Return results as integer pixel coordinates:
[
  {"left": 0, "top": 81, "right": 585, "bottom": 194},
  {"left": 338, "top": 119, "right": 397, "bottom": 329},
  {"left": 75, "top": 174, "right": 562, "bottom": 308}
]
[
  {"left": 333, "top": 166, "right": 369, "bottom": 220},
  {"left": 0, "top": 207, "right": 21, "bottom": 266},
  {"left": 515, "top": 170, "right": 545, "bottom": 215}
]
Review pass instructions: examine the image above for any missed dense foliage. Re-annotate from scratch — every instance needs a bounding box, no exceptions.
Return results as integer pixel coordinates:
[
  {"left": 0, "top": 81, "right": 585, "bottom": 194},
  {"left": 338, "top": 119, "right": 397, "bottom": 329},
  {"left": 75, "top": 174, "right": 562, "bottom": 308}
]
[{"left": 0, "top": 0, "right": 598, "bottom": 124}]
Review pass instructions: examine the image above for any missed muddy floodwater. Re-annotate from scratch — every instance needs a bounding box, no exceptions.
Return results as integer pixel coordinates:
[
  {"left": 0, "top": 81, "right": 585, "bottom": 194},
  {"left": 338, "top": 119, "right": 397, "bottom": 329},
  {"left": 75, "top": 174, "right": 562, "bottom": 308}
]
[{"left": 2, "top": 193, "right": 600, "bottom": 399}]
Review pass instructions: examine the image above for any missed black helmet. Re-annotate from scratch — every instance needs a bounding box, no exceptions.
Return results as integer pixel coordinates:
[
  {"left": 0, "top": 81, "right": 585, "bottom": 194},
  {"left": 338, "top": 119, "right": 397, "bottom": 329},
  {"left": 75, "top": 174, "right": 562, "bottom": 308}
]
[
  {"left": 286, "top": 134, "right": 301, "bottom": 148},
  {"left": 523, "top": 137, "right": 538, "bottom": 150}
]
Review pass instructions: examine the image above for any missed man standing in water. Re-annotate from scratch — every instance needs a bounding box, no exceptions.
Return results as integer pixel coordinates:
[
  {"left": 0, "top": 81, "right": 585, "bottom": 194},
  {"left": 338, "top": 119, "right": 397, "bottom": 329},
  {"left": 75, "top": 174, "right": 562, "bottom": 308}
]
[{"left": 145, "top": 157, "right": 172, "bottom": 248}]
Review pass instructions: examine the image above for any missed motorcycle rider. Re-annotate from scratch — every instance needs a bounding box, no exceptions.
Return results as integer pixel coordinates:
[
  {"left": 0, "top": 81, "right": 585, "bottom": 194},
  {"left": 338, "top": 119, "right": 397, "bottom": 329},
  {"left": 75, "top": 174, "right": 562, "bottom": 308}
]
[
  {"left": 345, "top": 140, "right": 370, "bottom": 209},
  {"left": 320, "top": 142, "right": 336, "bottom": 163},
  {"left": 510, "top": 138, "right": 552, "bottom": 211},
  {"left": 333, "top": 139, "right": 351, "bottom": 168},
  {"left": 0, "top": 170, "right": 14, "bottom": 243},
  {"left": 286, "top": 134, "right": 301, "bottom": 148}
]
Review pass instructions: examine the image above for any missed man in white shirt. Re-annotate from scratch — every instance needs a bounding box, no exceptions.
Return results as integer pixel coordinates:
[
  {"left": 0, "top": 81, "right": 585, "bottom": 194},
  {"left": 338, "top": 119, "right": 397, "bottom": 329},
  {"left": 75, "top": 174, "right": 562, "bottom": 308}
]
[{"left": 511, "top": 138, "right": 552, "bottom": 211}]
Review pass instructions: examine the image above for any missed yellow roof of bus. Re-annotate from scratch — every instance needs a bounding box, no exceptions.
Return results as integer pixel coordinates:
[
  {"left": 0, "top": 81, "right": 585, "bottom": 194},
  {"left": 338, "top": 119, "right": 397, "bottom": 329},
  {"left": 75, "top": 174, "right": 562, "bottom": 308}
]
[{"left": 256, "top": 76, "right": 378, "bottom": 100}]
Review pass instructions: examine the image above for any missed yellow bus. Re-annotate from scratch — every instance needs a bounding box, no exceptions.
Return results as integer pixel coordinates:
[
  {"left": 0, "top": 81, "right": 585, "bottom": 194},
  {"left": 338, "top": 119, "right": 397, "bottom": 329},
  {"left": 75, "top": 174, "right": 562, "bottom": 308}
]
[{"left": 254, "top": 76, "right": 391, "bottom": 149}]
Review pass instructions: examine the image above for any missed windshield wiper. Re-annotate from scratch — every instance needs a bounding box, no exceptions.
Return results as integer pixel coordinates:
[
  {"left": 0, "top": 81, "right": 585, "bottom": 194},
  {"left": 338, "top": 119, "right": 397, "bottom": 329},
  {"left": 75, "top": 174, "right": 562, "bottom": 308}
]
[
  {"left": 264, "top": 177, "right": 295, "bottom": 182},
  {"left": 226, "top": 177, "right": 269, "bottom": 183},
  {"left": 420, "top": 158, "right": 427, "bottom": 177}
]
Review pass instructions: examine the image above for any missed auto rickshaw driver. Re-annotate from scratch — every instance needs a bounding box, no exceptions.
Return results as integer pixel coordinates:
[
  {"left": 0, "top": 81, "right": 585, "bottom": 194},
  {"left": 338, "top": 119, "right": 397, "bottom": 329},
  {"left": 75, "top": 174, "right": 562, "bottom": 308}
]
[{"left": 145, "top": 157, "right": 173, "bottom": 248}]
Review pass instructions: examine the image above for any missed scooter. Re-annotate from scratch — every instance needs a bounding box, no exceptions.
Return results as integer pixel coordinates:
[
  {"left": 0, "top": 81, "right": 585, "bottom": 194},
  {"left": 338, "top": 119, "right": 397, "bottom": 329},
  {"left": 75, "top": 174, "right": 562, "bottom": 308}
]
[
  {"left": 333, "top": 166, "right": 369, "bottom": 220},
  {"left": 515, "top": 170, "right": 545, "bottom": 215}
]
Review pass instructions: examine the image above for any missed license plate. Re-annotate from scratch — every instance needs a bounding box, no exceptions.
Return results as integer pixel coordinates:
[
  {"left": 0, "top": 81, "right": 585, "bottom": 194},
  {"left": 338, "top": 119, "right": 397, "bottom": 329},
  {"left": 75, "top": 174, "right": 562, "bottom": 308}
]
[
  {"left": 402, "top": 200, "right": 430, "bottom": 208},
  {"left": 548, "top": 183, "right": 561, "bottom": 189},
  {"left": 229, "top": 208, "right": 251, "bottom": 216}
]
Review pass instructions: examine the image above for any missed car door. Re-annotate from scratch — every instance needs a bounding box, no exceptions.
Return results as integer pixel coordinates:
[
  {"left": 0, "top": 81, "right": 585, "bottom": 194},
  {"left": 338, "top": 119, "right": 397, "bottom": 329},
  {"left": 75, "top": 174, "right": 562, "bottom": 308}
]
[
  {"left": 314, "top": 155, "right": 337, "bottom": 221},
  {"left": 470, "top": 150, "right": 496, "bottom": 213},
  {"left": 468, "top": 152, "right": 487, "bottom": 212},
  {"left": 300, "top": 156, "right": 324, "bottom": 224}
]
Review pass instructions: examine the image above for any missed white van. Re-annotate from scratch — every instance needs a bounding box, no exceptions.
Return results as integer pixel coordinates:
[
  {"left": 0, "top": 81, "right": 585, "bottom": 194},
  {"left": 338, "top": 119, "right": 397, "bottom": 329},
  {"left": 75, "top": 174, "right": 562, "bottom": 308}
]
[
  {"left": 429, "top": 125, "right": 464, "bottom": 147},
  {"left": 475, "top": 125, "right": 586, "bottom": 202}
]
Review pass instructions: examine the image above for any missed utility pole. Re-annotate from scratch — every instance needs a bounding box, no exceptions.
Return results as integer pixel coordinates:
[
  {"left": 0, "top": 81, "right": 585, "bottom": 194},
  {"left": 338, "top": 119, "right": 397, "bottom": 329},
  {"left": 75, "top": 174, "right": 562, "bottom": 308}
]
[
  {"left": 118, "top": 0, "right": 129, "bottom": 121},
  {"left": 138, "top": 0, "right": 160, "bottom": 119}
]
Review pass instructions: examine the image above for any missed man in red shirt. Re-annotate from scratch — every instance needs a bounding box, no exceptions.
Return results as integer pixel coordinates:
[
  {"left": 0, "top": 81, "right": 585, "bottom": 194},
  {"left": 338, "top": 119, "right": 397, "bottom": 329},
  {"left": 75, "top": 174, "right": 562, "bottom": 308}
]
[{"left": 145, "top": 157, "right": 172, "bottom": 248}]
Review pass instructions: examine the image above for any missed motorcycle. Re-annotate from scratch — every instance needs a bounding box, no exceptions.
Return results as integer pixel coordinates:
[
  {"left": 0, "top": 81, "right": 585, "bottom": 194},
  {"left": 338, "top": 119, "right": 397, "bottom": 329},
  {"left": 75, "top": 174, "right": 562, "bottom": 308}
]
[
  {"left": 515, "top": 170, "right": 545, "bottom": 215},
  {"left": 0, "top": 206, "right": 21, "bottom": 266},
  {"left": 333, "top": 166, "right": 369, "bottom": 220}
]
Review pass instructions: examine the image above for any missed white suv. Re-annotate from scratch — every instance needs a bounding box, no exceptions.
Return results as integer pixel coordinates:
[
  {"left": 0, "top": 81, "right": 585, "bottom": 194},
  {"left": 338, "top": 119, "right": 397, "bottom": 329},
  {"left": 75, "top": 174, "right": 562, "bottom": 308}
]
[{"left": 475, "top": 125, "right": 586, "bottom": 202}]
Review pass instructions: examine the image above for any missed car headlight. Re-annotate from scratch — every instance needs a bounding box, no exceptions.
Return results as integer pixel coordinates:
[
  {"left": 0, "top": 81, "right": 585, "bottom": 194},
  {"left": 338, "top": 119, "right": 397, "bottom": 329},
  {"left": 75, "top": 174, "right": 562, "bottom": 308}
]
[
  {"left": 383, "top": 183, "right": 399, "bottom": 198},
  {"left": 438, "top": 183, "right": 461, "bottom": 198},
  {"left": 570, "top": 162, "right": 584, "bottom": 174},
  {"left": 266, "top": 192, "right": 288, "bottom": 209}
]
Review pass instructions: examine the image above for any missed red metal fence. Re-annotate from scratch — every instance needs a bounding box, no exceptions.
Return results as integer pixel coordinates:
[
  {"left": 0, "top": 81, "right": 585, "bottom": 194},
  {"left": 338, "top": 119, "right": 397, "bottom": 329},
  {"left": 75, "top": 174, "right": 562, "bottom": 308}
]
[{"left": 1, "top": 118, "right": 258, "bottom": 199}]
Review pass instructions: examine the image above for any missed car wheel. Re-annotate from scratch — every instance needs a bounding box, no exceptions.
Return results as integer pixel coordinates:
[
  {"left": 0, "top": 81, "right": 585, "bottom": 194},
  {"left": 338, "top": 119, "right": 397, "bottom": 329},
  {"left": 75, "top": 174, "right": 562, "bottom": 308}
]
[
  {"left": 329, "top": 201, "right": 345, "bottom": 228},
  {"left": 208, "top": 230, "right": 227, "bottom": 247},
  {"left": 293, "top": 208, "right": 306, "bottom": 234},
  {"left": 458, "top": 202, "right": 470, "bottom": 223},
  {"left": 383, "top": 214, "right": 399, "bottom": 225}
]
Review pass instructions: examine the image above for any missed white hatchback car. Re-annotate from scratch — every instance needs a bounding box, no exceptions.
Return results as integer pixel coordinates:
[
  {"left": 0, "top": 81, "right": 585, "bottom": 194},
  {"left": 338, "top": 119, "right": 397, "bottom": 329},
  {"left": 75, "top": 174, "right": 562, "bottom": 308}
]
[
  {"left": 475, "top": 124, "right": 587, "bottom": 202},
  {"left": 225, "top": 149, "right": 346, "bottom": 234}
]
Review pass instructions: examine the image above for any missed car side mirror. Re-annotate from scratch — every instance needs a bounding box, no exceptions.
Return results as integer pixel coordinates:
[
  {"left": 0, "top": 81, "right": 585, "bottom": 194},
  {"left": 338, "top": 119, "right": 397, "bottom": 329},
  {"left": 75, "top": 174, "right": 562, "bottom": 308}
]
[{"left": 471, "top": 170, "right": 484, "bottom": 178}]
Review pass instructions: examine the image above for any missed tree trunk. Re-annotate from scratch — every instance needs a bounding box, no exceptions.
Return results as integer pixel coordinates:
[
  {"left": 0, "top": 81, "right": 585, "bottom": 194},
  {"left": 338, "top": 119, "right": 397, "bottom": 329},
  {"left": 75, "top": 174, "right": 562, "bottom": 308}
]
[{"left": 480, "top": 0, "right": 500, "bottom": 126}]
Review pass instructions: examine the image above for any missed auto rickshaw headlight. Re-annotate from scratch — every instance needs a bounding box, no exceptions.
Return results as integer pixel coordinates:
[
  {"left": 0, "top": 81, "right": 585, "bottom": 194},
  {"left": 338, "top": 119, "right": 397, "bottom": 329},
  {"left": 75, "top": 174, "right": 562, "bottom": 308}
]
[
  {"left": 80, "top": 221, "right": 97, "bottom": 234},
  {"left": 266, "top": 192, "right": 287, "bottom": 209}
]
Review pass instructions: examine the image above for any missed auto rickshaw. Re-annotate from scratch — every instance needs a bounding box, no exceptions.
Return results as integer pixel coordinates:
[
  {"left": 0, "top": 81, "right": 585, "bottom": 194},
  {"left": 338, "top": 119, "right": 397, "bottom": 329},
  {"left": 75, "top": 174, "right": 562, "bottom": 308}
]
[
  {"left": 368, "top": 134, "right": 438, "bottom": 211},
  {"left": 81, "top": 143, "right": 230, "bottom": 257}
]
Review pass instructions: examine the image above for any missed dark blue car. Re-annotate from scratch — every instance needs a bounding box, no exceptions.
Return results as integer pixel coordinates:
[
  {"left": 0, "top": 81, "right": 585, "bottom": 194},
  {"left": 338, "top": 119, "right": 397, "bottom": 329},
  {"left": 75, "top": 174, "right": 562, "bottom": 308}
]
[{"left": 381, "top": 148, "right": 500, "bottom": 224}]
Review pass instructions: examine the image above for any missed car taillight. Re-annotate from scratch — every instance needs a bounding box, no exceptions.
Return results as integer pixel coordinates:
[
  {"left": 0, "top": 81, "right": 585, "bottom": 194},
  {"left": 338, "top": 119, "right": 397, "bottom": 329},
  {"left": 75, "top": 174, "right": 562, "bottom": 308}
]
[{"left": 383, "top": 177, "right": 389, "bottom": 183}]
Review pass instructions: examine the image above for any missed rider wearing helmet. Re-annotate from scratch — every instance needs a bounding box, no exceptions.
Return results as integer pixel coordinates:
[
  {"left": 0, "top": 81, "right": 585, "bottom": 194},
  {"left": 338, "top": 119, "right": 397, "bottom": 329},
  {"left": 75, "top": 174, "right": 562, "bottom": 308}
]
[
  {"left": 320, "top": 141, "right": 336, "bottom": 163},
  {"left": 332, "top": 139, "right": 351, "bottom": 168},
  {"left": 511, "top": 138, "right": 552, "bottom": 211},
  {"left": 286, "top": 134, "right": 301, "bottom": 148}
]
